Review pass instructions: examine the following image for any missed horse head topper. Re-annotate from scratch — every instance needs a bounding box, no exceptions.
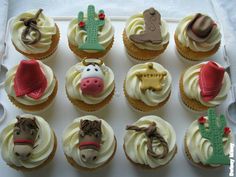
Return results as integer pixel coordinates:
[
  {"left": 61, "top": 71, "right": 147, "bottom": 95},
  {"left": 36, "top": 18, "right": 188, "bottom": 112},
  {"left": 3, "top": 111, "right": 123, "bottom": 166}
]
[
  {"left": 13, "top": 116, "right": 39, "bottom": 160},
  {"left": 78, "top": 119, "right": 102, "bottom": 163},
  {"left": 78, "top": 59, "right": 108, "bottom": 96}
]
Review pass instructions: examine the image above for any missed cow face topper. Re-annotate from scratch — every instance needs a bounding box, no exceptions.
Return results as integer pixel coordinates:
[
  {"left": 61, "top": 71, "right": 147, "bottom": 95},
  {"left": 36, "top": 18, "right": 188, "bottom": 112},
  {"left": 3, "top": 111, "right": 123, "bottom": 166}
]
[
  {"left": 79, "top": 59, "right": 105, "bottom": 96},
  {"left": 13, "top": 116, "right": 39, "bottom": 160},
  {"left": 78, "top": 119, "right": 102, "bottom": 163}
]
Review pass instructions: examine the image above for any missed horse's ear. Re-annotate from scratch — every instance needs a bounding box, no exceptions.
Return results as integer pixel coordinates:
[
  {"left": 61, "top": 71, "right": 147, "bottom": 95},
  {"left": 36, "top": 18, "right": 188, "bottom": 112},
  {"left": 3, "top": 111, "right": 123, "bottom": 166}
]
[
  {"left": 16, "top": 116, "right": 21, "bottom": 121},
  {"left": 98, "top": 121, "right": 102, "bottom": 129}
]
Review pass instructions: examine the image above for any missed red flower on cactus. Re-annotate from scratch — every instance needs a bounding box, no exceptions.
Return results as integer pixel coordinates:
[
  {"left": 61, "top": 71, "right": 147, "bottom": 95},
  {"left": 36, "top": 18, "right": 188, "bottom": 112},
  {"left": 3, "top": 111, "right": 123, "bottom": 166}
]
[
  {"left": 224, "top": 127, "right": 231, "bottom": 135},
  {"left": 79, "top": 21, "right": 85, "bottom": 28},
  {"left": 98, "top": 13, "right": 105, "bottom": 20},
  {"left": 198, "top": 116, "right": 206, "bottom": 124}
]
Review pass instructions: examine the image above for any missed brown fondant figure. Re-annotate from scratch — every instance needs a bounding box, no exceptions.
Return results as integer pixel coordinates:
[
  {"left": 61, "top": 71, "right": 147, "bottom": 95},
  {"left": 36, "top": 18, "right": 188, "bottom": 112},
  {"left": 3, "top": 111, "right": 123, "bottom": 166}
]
[
  {"left": 130, "top": 7, "right": 162, "bottom": 44},
  {"left": 78, "top": 120, "right": 102, "bottom": 163},
  {"left": 13, "top": 116, "right": 39, "bottom": 160},
  {"left": 186, "top": 13, "right": 216, "bottom": 43}
]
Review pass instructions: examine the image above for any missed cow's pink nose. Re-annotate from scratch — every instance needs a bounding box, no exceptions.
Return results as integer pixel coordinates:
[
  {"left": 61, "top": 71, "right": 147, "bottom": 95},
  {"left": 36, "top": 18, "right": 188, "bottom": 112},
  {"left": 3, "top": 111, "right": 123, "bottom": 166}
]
[{"left": 80, "top": 77, "right": 104, "bottom": 96}]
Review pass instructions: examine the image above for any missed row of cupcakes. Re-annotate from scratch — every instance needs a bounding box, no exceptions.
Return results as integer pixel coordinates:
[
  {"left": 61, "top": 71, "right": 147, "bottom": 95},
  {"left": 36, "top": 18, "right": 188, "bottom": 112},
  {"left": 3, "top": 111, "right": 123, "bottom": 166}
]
[
  {"left": 4, "top": 59, "right": 231, "bottom": 113},
  {"left": 10, "top": 5, "right": 221, "bottom": 62},
  {"left": 0, "top": 109, "right": 233, "bottom": 171}
]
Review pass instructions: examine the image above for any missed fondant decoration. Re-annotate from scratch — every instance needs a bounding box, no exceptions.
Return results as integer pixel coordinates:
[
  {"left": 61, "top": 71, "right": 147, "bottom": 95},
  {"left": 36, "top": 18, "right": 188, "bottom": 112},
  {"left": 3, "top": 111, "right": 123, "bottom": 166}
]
[
  {"left": 20, "top": 9, "right": 43, "bottom": 45},
  {"left": 79, "top": 59, "right": 105, "bottom": 96},
  {"left": 77, "top": 5, "right": 105, "bottom": 51},
  {"left": 13, "top": 116, "right": 39, "bottom": 160},
  {"left": 126, "top": 122, "right": 169, "bottom": 159},
  {"left": 14, "top": 60, "right": 47, "bottom": 99},
  {"left": 78, "top": 119, "right": 102, "bottom": 163},
  {"left": 199, "top": 61, "right": 225, "bottom": 102},
  {"left": 136, "top": 63, "right": 167, "bottom": 93},
  {"left": 130, "top": 7, "right": 162, "bottom": 44},
  {"left": 187, "top": 13, "right": 216, "bottom": 43},
  {"left": 198, "top": 109, "right": 230, "bottom": 165}
]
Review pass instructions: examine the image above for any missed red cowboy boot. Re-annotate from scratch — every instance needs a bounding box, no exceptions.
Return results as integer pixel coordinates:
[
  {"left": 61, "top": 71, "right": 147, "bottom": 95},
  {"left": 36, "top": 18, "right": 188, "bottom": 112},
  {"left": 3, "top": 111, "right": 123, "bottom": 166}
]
[
  {"left": 199, "top": 61, "right": 225, "bottom": 102},
  {"left": 14, "top": 60, "right": 47, "bottom": 99}
]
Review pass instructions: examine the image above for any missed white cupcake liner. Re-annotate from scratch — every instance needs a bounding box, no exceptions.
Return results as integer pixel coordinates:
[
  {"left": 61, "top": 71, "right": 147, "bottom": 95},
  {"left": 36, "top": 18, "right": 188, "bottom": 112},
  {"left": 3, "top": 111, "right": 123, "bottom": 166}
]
[
  {"left": 22, "top": 98, "right": 56, "bottom": 114},
  {"left": 175, "top": 48, "right": 208, "bottom": 65},
  {"left": 178, "top": 92, "right": 207, "bottom": 115},
  {"left": 125, "top": 50, "right": 160, "bottom": 64}
]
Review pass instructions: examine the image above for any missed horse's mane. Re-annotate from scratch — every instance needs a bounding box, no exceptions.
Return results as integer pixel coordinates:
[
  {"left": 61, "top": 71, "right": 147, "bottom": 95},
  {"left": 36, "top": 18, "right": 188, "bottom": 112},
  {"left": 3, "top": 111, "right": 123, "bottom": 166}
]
[
  {"left": 15, "top": 116, "right": 39, "bottom": 131},
  {"left": 80, "top": 120, "right": 101, "bottom": 135}
]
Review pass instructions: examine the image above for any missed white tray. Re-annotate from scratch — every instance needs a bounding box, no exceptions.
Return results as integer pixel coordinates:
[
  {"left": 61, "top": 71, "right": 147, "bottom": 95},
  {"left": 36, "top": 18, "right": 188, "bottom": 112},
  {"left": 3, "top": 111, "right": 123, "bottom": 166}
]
[{"left": 0, "top": 16, "right": 234, "bottom": 177}]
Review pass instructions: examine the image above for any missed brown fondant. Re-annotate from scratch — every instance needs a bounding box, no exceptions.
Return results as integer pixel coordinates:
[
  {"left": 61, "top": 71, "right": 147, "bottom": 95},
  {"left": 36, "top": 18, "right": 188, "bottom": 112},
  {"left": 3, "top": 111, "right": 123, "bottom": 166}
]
[
  {"left": 136, "top": 63, "right": 167, "bottom": 93},
  {"left": 13, "top": 116, "right": 39, "bottom": 160},
  {"left": 126, "top": 122, "right": 169, "bottom": 159},
  {"left": 78, "top": 120, "right": 102, "bottom": 162},
  {"left": 130, "top": 7, "right": 162, "bottom": 44},
  {"left": 186, "top": 13, "right": 216, "bottom": 43},
  {"left": 20, "top": 9, "right": 43, "bottom": 45}
]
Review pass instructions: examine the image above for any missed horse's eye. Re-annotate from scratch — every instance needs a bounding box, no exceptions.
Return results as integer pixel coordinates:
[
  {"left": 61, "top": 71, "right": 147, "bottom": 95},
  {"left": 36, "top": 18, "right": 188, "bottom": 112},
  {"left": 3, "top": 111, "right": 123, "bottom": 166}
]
[
  {"left": 95, "top": 132, "right": 101, "bottom": 138},
  {"left": 15, "top": 129, "right": 20, "bottom": 135}
]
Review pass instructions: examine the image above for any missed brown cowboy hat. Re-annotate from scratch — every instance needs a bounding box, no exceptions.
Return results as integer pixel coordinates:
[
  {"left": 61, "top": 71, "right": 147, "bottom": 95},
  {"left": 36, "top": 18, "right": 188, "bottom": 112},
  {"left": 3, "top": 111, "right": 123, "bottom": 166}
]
[{"left": 186, "top": 13, "right": 216, "bottom": 43}]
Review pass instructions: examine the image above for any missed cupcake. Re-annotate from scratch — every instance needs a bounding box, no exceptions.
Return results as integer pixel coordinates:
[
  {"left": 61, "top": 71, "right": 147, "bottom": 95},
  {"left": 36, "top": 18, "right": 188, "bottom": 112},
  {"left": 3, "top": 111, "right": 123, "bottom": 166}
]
[
  {"left": 124, "top": 62, "right": 172, "bottom": 112},
  {"left": 175, "top": 13, "right": 221, "bottom": 61},
  {"left": 10, "top": 9, "right": 60, "bottom": 60},
  {"left": 65, "top": 58, "right": 115, "bottom": 112},
  {"left": 4, "top": 60, "right": 58, "bottom": 112},
  {"left": 62, "top": 115, "right": 117, "bottom": 170},
  {"left": 123, "top": 7, "right": 169, "bottom": 61},
  {"left": 179, "top": 61, "right": 231, "bottom": 112},
  {"left": 0, "top": 114, "right": 57, "bottom": 171},
  {"left": 67, "top": 5, "right": 114, "bottom": 59},
  {"left": 184, "top": 109, "right": 233, "bottom": 168},
  {"left": 124, "top": 115, "right": 177, "bottom": 169}
]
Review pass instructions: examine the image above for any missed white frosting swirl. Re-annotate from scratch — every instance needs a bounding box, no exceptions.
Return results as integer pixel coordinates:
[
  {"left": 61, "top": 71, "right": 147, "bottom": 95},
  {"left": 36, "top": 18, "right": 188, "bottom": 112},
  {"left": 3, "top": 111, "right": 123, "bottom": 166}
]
[
  {"left": 65, "top": 62, "right": 114, "bottom": 104},
  {"left": 11, "top": 10, "right": 57, "bottom": 54},
  {"left": 175, "top": 14, "right": 221, "bottom": 52},
  {"left": 125, "top": 13, "right": 169, "bottom": 51},
  {"left": 67, "top": 16, "right": 114, "bottom": 53},
  {"left": 0, "top": 114, "right": 55, "bottom": 168},
  {"left": 182, "top": 62, "right": 231, "bottom": 107},
  {"left": 125, "top": 62, "right": 171, "bottom": 106},
  {"left": 124, "top": 115, "right": 177, "bottom": 168},
  {"left": 185, "top": 117, "right": 233, "bottom": 167},
  {"left": 62, "top": 115, "right": 116, "bottom": 169},
  {"left": 4, "top": 60, "right": 56, "bottom": 106}
]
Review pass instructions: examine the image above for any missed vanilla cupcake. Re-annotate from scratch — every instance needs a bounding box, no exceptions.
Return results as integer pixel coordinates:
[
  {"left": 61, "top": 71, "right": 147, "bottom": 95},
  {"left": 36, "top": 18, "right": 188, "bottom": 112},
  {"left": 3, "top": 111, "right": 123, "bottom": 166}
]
[
  {"left": 68, "top": 5, "right": 114, "bottom": 59},
  {"left": 179, "top": 61, "right": 231, "bottom": 112},
  {"left": 124, "top": 62, "right": 171, "bottom": 112},
  {"left": 62, "top": 115, "right": 117, "bottom": 170},
  {"left": 124, "top": 115, "right": 177, "bottom": 169},
  {"left": 175, "top": 13, "right": 221, "bottom": 61},
  {"left": 0, "top": 114, "right": 57, "bottom": 171},
  {"left": 4, "top": 60, "right": 58, "bottom": 113},
  {"left": 11, "top": 9, "right": 60, "bottom": 60},
  {"left": 65, "top": 58, "right": 115, "bottom": 112},
  {"left": 123, "top": 7, "right": 169, "bottom": 61},
  {"left": 184, "top": 109, "right": 233, "bottom": 168}
]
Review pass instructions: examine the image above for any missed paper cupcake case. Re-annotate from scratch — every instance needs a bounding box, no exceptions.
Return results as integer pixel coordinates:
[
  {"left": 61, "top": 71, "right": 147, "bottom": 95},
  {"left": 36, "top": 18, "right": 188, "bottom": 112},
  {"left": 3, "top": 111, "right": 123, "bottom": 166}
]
[{"left": 0, "top": 14, "right": 234, "bottom": 177}]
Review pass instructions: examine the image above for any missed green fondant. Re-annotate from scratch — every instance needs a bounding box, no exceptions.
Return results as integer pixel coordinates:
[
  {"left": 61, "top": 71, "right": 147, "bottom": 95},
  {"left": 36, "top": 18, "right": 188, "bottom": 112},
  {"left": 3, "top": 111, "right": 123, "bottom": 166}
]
[
  {"left": 198, "top": 108, "right": 230, "bottom": 165},
  {"left": 77, "top": 5, "right": 105, "bottom": 51}
]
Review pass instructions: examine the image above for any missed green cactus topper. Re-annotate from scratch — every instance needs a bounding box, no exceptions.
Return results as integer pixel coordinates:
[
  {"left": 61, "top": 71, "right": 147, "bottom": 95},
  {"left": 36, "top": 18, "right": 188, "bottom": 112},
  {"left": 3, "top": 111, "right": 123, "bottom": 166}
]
[
  {"left": 77, "top": 5, "right": 105, "bottom": 51},
  {"left": 198, "top": 109, "right": 231, "bottom": 165}
]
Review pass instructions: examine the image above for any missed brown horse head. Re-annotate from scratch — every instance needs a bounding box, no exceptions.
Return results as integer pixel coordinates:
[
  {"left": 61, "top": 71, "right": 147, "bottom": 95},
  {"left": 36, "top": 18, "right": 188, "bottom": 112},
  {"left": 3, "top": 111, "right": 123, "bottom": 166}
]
[
  {"left": 78, "top": 119, "right": 102, "bottom": 162},
  {"left": 13, "top": 116, "right": 39, "bottom": 160}
]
